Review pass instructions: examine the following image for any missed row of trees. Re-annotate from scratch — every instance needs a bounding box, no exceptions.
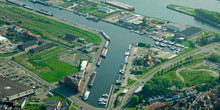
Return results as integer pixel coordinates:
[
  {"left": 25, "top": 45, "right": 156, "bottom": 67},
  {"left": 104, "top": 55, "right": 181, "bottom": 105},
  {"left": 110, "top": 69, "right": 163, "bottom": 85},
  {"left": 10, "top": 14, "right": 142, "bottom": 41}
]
[
  {"left": 195, "top": 9, "right": 220, "bottom": 24},
  {"left": 208, "top": 54, "right": 220, "bottom": 63}
]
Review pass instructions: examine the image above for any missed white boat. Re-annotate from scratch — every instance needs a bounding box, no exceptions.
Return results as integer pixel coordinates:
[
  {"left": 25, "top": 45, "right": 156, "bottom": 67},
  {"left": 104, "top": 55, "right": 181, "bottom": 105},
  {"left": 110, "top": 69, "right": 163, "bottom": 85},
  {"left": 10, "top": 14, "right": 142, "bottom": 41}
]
[
  {"left": 99, "top": 98, "right": 107, "bottom": 102},
  {"left": 99, "top": 101, "right": 106, "bottom": 105},
  {"left": 102, "top": 94, "right": 109, "bottom": 97},
  {"left": 83, "top": 91, "right": 90, "bottom": 101}
]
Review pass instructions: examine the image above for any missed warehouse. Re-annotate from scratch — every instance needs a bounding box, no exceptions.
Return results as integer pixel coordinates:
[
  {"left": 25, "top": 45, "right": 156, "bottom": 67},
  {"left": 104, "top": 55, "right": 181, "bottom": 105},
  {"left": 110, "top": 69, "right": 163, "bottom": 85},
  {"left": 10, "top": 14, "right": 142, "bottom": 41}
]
[
  {"left": 17, "top": 41, "right": 38, "bottom": 51},
  {"left": 29, "top": 43, "right": 53, "bottom": 53},
  {"left": 0, "top": 35, "right": 8, "bottom": 45},
  {"left": 0, "top": 76, "right": 34, "bottom": 102},
  {"left": 177, "top": 27, "right": 202, "bottom": 38}
]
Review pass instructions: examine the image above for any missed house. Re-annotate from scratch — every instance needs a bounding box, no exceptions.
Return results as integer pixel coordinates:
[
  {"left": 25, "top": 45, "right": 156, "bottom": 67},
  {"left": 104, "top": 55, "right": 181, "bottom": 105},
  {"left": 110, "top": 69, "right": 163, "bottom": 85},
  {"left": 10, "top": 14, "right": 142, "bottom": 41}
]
[
  {"left": 185, "top": 88, "right": 198, "bottom": 96},
  {"left": 29, "top": 43, "right": 53, "bottom": 53},
  {"left": 0, "top": 35, "right": 8, "bottom": 45},
  {"left": 64, "top": 71, "right": 85, "bottom": 92},
  {"left": 176, "top": 27, "right": 202, "bottom": 38},
  {"left": 99, "top": 7, "right": 111, "bottom": 13},
  {"left": 44, "top": 100, "right": 61, "bottom": 110},
  {"left": 17, "top": 41, "right": 38, "bottom": 51},
  {"left": 0, "top": 76, "right": 34, "bottom": 102}
]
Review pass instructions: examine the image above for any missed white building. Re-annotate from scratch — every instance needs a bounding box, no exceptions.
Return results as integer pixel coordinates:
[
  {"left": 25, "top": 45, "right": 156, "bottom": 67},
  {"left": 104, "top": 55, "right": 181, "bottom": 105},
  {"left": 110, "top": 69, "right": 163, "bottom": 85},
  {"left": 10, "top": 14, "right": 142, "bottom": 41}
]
[
  {"left": 80, "top": 60, "right": 88, "bottom": 71},
  {"left": 99, "top": 7, "right": 111, "bottom": 13},
  {"left": 0, "top": 35, "right": 8, "bottom": 45}
]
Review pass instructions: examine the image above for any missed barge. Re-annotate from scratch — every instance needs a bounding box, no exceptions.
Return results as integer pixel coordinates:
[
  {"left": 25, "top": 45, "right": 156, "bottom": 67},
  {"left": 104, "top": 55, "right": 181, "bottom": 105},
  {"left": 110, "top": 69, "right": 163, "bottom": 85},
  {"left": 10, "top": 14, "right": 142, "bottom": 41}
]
[
  {"left": 88, "top": 72, "right": 97, "bottom": 87},
  {"left": 105, "top": 0, "right": 135, "bottom": 11},
  {"left": 100, "top": 30, "right": 110, "bottom": 41},
  {"left": 96, "top": 58, "right": 102, "bottom": 67},
  {"left": 6, "top": 0, "right": 25, "bottom": 6},
  {"left": 36, "top": 9, "right": 53, "bottom": 16}
]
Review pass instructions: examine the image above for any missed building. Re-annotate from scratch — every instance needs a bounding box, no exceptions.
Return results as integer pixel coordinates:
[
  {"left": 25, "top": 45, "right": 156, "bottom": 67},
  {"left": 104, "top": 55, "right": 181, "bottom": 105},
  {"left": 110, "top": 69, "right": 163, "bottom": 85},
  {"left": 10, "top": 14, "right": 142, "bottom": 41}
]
[
  {"left": 83, "top": 43, "right": 93, "bottom": 48},
  {"left": 185, "top": 88, "right": 198, "bottom": 96},
  {"left": 0, "top": 76, "right": 34, "bottom": 102},
  {"left": 64, "top": 71, "right": 85, "bottom": 92},
  {"left": 80, "top": 60, "right": 88, "bottom": 71},
  {"left": 99, "top": 7, "right": 111, "bottom": 13},
  {"left": 17, "top": 41, "right": 38, "bottom": 51},
  {"left": 164, "top": 22, "right": 187, "bottom": 32},
  {"left": 119, "top": 14, "right": 143, "bottom": 26},
  {"left": 0, "top": 35, "right": 8, "bottom": 45},
  {"left": 61, "top": 33, "right": 78, "bottom": 42},
  {"left": 29, "top": 43, "right": 53, "bottom": 53},
  {"left": 44, "top": 100, "right": 61, "bottom": 110},
  {"left": 177, "top": 27, "right": 202, "bottom": 38},
  {"left": 0, "top": 99, "right": 27, "bottom": 110}
]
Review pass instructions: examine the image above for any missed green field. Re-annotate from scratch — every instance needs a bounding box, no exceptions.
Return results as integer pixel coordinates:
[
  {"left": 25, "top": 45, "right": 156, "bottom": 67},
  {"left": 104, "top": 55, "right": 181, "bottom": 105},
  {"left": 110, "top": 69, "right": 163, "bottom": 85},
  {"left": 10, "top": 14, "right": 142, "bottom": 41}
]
[
  {"left": 127, "top": 78, "right": 136, "bottom": 86},
  {"left": 76, "top": 5, "right": 99, "bottom": 13},
  {"left": 214, "top": 45, "right": 220, "bottom": 52},
  {"left": 0, "top": 51, "right": 18, "bottom": 57},
  {"left": 59, "top": 0, "right": 84, "bottom": 8},
  {"left": 43, "top": 92, "right": 71, "bottom": 104},
  {"left": 0, "top": 5, "right": 101, "bottom": 46},
  {"left": 179, "top": 69, "right": 217, "bottom": 85},
  {"left": 90, "top": 10, "right": 120, "bottom": 18},
  {"left": 24, "top": 104, "right": 44, "bottom": 110},
  {"left": 14, "top": 46, "right": 79, "bottom": 82}
]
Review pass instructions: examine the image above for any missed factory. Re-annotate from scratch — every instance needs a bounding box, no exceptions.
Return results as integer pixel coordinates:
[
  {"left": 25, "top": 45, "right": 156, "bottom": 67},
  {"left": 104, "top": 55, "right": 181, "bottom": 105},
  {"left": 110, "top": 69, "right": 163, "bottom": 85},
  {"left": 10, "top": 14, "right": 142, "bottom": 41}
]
[
  {"left": 0, "top": 76, "right": 34, "bottom": 102},
  {"left": 0, "top": 35, "right": 8, "bottom": 45}
]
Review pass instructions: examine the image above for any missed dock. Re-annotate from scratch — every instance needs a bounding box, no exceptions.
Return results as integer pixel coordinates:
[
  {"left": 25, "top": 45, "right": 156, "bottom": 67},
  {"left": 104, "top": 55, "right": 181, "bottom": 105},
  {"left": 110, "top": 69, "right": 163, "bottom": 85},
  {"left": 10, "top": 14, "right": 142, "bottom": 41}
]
[{"left": 105, "top": 85, "right": 115, "bottom": 108}]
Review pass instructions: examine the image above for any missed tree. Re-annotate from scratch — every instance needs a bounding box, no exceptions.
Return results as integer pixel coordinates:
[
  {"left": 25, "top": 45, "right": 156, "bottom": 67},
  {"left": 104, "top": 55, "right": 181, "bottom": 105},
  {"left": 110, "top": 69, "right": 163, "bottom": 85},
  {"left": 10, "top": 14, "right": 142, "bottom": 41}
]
[
  {"left": 142, "top": 17, "right": 147, "bottom": 27},
  {"left": 173, "top": 79, "right": 184, "bottom": 90},
  {"left": 130, "top": 95, "right": 140, "bottom": 106}
]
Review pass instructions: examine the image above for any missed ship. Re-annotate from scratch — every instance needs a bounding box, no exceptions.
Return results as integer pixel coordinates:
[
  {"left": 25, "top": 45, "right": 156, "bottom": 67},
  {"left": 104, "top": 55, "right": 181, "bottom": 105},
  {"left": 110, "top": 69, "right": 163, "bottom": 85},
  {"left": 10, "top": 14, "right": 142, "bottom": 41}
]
[
  {"left": 100, "top": 30, "right": 110, "bottom": 41},
  {"left": 6, "top": 0, "right": 25, "bottom": 6},
  {"left": 104, "top": 41, "right": 109, "bottom": 49},
  {"left": 101, "top": 49, "right": 108, "bottom": 58},
  {"left": 36, "top": 9, "right": 53, "bottom": 16},
  {"left": 88, "top": 72, "right": 97, "bottom": 87},
  {"left": 96, "top": 58, "right": 102, "bottom": 67},
  {"left": 105, "top": 0, "right": 135, "bottom": 11},
  {"left": 83, "top": 91, "right": 90, "bottom": 101},
  {"left": 99, "top": 98, "right": 107, "bottom": 102}
]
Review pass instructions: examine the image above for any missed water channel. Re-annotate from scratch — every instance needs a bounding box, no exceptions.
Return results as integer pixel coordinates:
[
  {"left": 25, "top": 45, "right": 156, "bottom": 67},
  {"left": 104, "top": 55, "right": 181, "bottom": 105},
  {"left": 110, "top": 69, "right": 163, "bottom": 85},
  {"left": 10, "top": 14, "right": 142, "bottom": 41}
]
[{"left": 15, "top": 0, "right": 220, "bottom": 107}]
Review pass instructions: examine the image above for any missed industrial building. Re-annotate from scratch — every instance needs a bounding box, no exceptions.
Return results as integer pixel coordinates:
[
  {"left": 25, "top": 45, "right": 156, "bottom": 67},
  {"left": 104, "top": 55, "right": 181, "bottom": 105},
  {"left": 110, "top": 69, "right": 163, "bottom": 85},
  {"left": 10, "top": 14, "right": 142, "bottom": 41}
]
[
  {"left": 99, "top": 7, "right": 111, "bottom": 13},
  {"left": 0, "top": 35, "right": 8, "bottom": 45},
  {"left": 29, "top": 43, "right": 53, "bottom": 53},
  {"left": 64, "top": 71, "right": 85, "bottom": 92},
  {"left": 164, "top": 22, "right": 187, "bottom": 32},
  {"left": 119, "top": 15, "right": 143, "bottom": 26},
  {"left": 0, "top": 76, "right": 34, "bottom": 102},
  {"left": 17, "top": 41, "right": 38, "bottom": 51},
  {"left": 80, "top": 60, "right": 88, "bottom": 71},
  {"left": 176, "top": 27, "right": 202, "bottom": 38}
]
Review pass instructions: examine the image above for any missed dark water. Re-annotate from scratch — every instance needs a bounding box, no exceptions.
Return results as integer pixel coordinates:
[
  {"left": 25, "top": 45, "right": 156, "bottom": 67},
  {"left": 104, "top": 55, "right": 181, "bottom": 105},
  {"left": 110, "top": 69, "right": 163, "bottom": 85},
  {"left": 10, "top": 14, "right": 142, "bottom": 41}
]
[{"left": 15, "top": 0, "right": 220, "bottom": 107}]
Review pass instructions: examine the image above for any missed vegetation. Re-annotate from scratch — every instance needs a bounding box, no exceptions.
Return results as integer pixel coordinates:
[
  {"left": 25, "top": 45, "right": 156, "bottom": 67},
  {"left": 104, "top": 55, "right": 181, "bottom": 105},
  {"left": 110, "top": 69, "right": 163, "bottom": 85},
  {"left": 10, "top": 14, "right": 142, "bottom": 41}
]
[
  {"left": 0, "top": 6, "right": 101, "bottom": 45},
  {"left": 76, "top": 5, "right": 99, "bottom": 13},
  {"left": 196, "top": 32, "right": 220, "bottom": 46},
  {"left": 59, "top": 0, "right": 85, "bottom": 8},
  {"left": 90, "top": 10, "right": 120, "bottom": 18},
  {"left": 208, "top": 54, "right": 220, "bottom": 63},
  {"left": 0, "top": 51, "right": 18, "bottom": 57},
  {"left": 180, "top": 69, "right": 217, "bottom": 85},
  {"left": 14, "top": 47, "right": 79, "bottom": 82},
  {"left": 43, "top": 92, "right": 71, "bottom": 105},
  {"left": 127, "top": 78, "right": 136, "bottom": 86},
  {"left": 195, "top": 9, "right": 220, "bottom": 24},
  {"left": 24, "top": 104, "right": 44, "bottom": 110}
]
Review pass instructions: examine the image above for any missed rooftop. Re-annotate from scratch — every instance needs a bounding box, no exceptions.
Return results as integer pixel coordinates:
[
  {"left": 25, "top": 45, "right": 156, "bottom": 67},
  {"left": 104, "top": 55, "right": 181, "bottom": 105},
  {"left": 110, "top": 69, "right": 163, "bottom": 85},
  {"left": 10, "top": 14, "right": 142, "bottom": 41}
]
[
  {"left": 0, "top": 76, "right": 32, "bottom": 99},
  {"left": 0, "top": 35, "right": 8, "bottom": 41},
  {"left": 178, "top": 27, "right": 202, "bottom": 38}
]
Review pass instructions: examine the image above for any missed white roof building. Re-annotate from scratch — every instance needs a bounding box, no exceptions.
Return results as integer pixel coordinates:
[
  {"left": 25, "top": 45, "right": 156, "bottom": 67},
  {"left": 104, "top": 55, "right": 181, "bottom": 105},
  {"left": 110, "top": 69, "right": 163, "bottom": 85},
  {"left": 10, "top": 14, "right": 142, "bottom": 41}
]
[
  {"left": 99, "top": 7, "right": 111, "bottom": 13},
  {"left": 80, "top": 60, "right": 88, "bottom": 71}
]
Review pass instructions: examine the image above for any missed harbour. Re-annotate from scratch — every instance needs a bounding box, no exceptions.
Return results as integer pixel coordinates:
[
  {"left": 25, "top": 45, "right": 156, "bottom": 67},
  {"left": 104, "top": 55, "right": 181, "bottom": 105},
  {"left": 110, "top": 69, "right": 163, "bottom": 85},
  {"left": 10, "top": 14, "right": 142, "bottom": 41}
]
[{"left": 8, "top": 0, "right": 220, "bottom": 107}]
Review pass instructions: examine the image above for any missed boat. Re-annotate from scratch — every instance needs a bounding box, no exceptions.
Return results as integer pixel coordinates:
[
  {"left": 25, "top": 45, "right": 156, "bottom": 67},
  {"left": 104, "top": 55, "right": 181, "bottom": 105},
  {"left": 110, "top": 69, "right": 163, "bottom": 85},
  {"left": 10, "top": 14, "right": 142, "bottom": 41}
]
[
  {"left": 99, "top": 98, "right": 107, "bottom": 102},
  {"left": 88, "top": 72, "right": 97, "bottom": 87},
  {"left": 104, "top": 41, "right": 109, "bottom": 48},
  {"left": 100, "top": 30, "right": 110, "bottom": 41},
  {"left": 102, "top": 94, "right": 109, "bottom": 97},
  {"left": 101, "top": 49, "right": 108, "bottom": 58},
  {"left": 36, "top": 9, "right": 53, "bottom": 16},
  {"left": 128, "top": 44, "right": 132, "bottom": 50},
  {"left": 96, "top": 58, "right": 102, "bottom": 67},
  {"left": 99, "top": 101, "right": 106, "bottom": 105},
  {"left": 83, "top": 91, "right": 90, "bottom": 101},
  {"left": 24, "top": 5, "right": 33, "bottom": 10}
]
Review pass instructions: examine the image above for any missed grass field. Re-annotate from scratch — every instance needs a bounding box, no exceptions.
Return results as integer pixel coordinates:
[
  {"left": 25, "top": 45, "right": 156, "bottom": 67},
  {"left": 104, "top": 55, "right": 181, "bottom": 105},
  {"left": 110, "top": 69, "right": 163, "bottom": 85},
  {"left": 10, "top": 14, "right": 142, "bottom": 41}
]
[
  {"left": 127, "top": 78, "right": 136, "bottom": 86},
  {"left": 43, "top": 92, "right": 71, "bottom": 104},
  {"left": 214, "top": 45, "right": 220, "bottom": 52},
  {"left": 14, "top": 46, "right": 79, "bottom": 82},
  {"left": 24, "top": 104, "right": 44, "bottom": 110},
  {"left": 76, "top": 5, "right": 99, "bottom": 13},
  {"left": 0, "top": 51, "right": 18, "bottom": 57},
  {"left": 179, "top": 69, "right": 217, "bottom": 85},
  {"left": 90, "top": 10, "right": 120, "bottom": 18},
  {"left": 0, "top": 5, "right": 101, "bottom": 46}
]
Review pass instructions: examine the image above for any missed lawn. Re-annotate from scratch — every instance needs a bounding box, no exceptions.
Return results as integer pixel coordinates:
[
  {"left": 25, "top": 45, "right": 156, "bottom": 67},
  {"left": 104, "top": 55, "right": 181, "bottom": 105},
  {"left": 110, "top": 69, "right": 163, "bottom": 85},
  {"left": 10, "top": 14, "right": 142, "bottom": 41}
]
[
  {"left": 90, "top": 10, "right": 120, "bottom": 18},
  {"left": 179, "top": 69, "right": 217, "bottom": 85},
  {"left": 214, "top": 45, "right": 220, "bottom": 52},
  {"left": 127, "top": 78, "right": 136, "bottom": 86},
  {"left": 43, "top": 92, "right": 71, "bottom": 104},
  {"left": 0, "top": 51, "right": 18, "bottom": 57},
  {"left": 0, "top": 6, "right": 101, "bottom": 45},
  {"left": 24, "top": 104, "right": 44, "bottom": 110},
  {"left": 76, "top": 5, "right": 99, "bottom": 13},
  {"left": 14, "top": 47, "right": 79, "bottom": 82}
]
